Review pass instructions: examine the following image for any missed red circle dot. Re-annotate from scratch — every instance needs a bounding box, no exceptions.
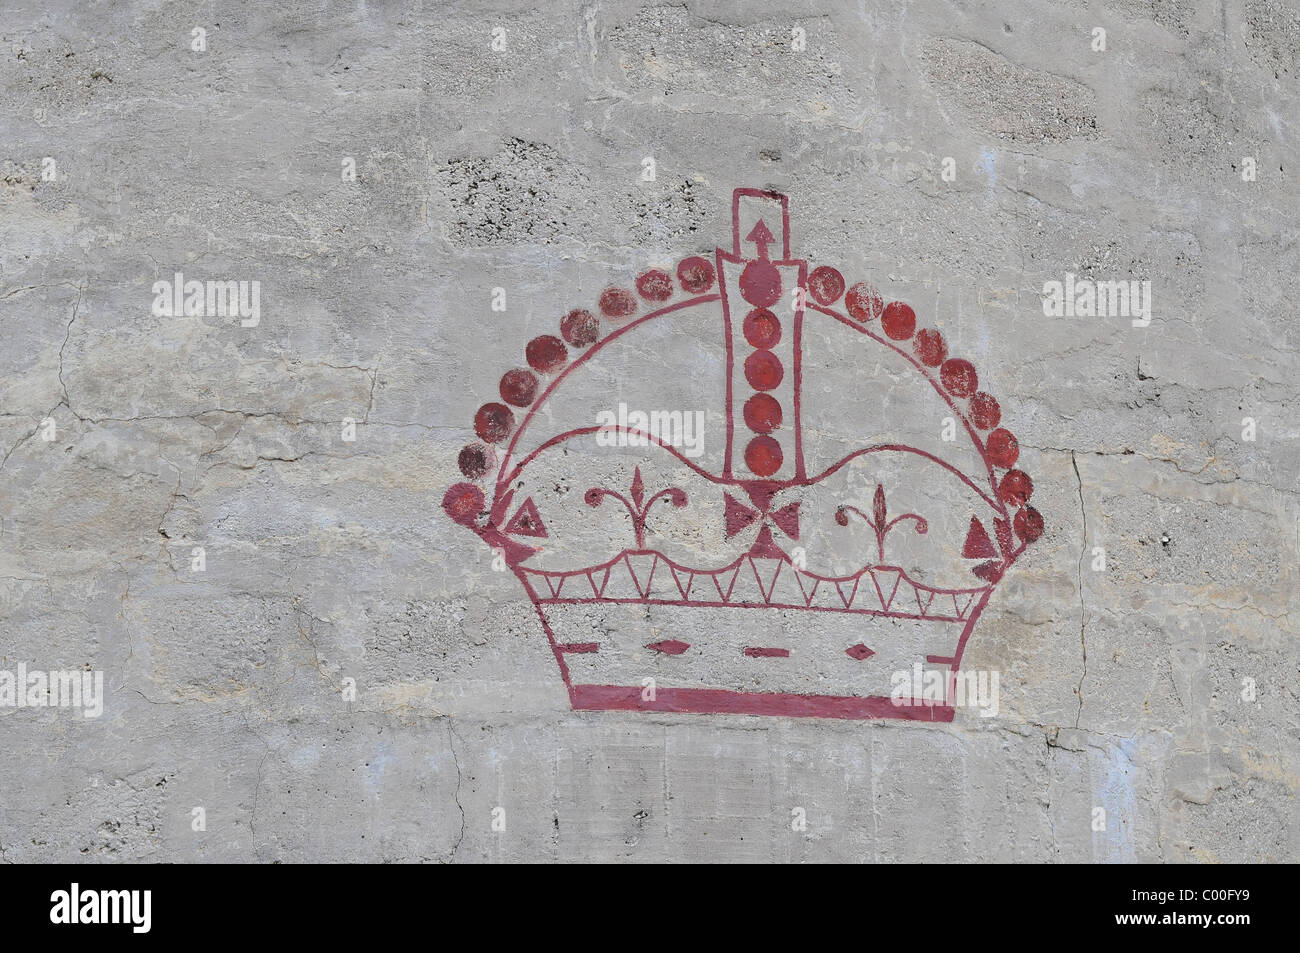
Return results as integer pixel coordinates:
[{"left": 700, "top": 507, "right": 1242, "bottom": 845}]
[
  {"left": 914, "top": 328, "right": 947, "bottom": 367},
  {"left": 1014, "top": 506, "right": 1044, "bottom": 543},
  {"left": 525, "top": 335, "right": 568, "bottom": 374},
  {"left": 986, "top": 428, "right": 1019, "bottom": 468},
  {"left": 845, "top": 282, "right": 884, "bottom": 322},
  {"left": 599, "top": 287, "right": 637, "bottom": 319},
  {"left": 499, "top": 368, "right": 539, "bottom": 407},
  {"left": 808, "top": 266, "right": 845, "bottom": 305},
  {"left": 743, "top": 393, "right": 783, "bottom": 433},
  {"left": 969, "top": 392, "right": 1001, "bottom": 430},
  {"left": 742, "top": 308, "right": 782, "bottom": 348},
  {"left": 474, "top": 402, "right": 514, "bottom": 444},
  {"left": 560, "top": 309, "right": 599, "bottom": 347},
  {"left": 940, "top": 358, "right": 979, "bottom": 398},
  {"left": 744, "top": 435, "right": 784, "bottom": 477},
  {"left": 744, "top": 350, "right": 784, "bottom": 391},
  {"left": 442, "top": 483, "right": 485, "bottom": 526},
  {"left": 677, "top": 256, "right": 716, "bottom": 293},
  {"left": 458, "top": 444, "right": 492, "bottom": 479},
  {"left": 881, "top": 301, "right": 916, "bottom": 340},
  {"left": 739, "top": 259, "right": 782, "bottom": 307},
  {"left": 999, "top": 469, "right": 1034, "bottom": 507},
  {"left": 636, "top": 269, "right": 673, "bottom": 302}
]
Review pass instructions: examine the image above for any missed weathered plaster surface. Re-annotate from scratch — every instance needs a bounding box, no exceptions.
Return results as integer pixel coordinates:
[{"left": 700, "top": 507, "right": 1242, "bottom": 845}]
[{"left": 0, "top": 1, "right": 1296, "bottom": 862}]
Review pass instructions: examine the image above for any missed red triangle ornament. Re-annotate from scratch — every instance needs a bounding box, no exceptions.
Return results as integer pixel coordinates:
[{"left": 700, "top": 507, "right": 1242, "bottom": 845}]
[
  {"left": 504, "top": 497, "right": 548, "bottom": 538},
  {"left": 962, "top": 517, "right": 998, "bottom": 559}
]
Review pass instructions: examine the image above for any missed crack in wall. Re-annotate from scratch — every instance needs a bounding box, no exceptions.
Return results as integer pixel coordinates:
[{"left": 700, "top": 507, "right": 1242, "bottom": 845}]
[
  {"left": 1072, "top": 451, "right": 1088, "bottom": 729},
  {"left": 445, "top": 718, "right": 466, "bottom": 863}
]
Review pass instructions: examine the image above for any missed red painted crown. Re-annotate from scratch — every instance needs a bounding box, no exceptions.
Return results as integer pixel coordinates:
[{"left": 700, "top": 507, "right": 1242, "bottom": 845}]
[{"left": 444, "top": 188, "right": 1043, "bottom": 720}]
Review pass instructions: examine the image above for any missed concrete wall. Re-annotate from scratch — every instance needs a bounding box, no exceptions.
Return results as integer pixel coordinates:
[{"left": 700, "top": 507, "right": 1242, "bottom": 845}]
[{"left": 1, "top": 0, "right": 1296, "bottom": 862}]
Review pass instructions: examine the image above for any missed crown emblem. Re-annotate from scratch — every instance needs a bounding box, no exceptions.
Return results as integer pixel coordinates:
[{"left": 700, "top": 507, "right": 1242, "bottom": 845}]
[{"left": 443, "top": 188, "right": 1044, "bottom": 720}]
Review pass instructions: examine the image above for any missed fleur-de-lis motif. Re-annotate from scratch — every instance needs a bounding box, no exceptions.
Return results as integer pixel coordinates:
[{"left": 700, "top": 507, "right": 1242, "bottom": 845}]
[
  {"left": 585, "top": 467, "right": 688, "bottom": 549},
  {"left": 836, "top": 484, "right": 928, "bottom": 564}
]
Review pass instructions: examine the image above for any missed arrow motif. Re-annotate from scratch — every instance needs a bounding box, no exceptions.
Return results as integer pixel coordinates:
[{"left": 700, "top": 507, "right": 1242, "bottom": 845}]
[{"left": 745, "top": 219, "right": 775, "bottom": 260}]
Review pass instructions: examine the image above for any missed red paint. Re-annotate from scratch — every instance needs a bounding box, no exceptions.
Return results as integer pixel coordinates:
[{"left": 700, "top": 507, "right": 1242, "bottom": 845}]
[
  {"left": 570, "top": 684, "right": 954, "bottom": 721},
  {"left": 598, "top": 287, "right": 637, "bottom": 319},
  {"left": 474, "top": 402, "right": 514, "bottom": 443},
  {"left": 836, "top": 484, "right": 928, "bottom": 563},
  {"left": 742, "top": 307, "right": 782, "bottom": 348},
  {"left": 525, "top": 555, "right": 989, "bottom": 628},
  {"left": 585, "top": 467, "right": 687, "bottom": 550},
  {"left": 743, "top": 393, "right": 782, "bottom": 433},
  {"left": 744, "top": 646, "right": 790, "bottom": 658},
  {"left": 999, "top": 469, "right": 1033, "bottom": 507},
  {"left": 807, "top": 266, "right": 845, "bottom": 304},
  {"left": 881, "top": 301, "right": 916, "bottom": 340},
  {"left": 716, "top": 192, "right": 805, "bottom": 482},
  {"left": 739, "top": 259, "right": 782, "bottom": 307},
  {"left": 940, "top": 358, "right": 978, "bottom": 398},
  {"left": 511, "top": 426, "right": 1004, "bottom": 518},
  {"left": 648, "top": 639, "right": 691, "bottom": 655},
  {"left": 742, "top": 482, "right": 783, "bottom": 513},
  {"left": 636, "top": 269, "right": 674, "bottom": 302},
  {"left": 724, "top": 492, "right": 759, "bottom": 536},
  {"left": 1014, "top": 506, "right": 1044, "bottom": 542},
  {"left": 526, "top": 335, "right": 568, "bottom": 374},
  {"left": 448, "top": 187, "right": 1043, "bottom": 722},
  {"left": 458, "top": 443, "right": 492, "bottom": 479},
  {"left": 845, "top": 282, "right": 884, "bottom": 322},
  {"left": 744, "top": 435, "right": 783, "bottom": 477},
  {"left": 442, "top": 483, "right": 484, "bottom": 526},
  {"left": 766, "top": 502, "right": 800, "bottom": 539},
  {"left": 499, "top": 368, "right": 539, "bottom": 407},
  {"left": 558, "top": 642, "right": 599, "bottom": 654},
  {"left": 914, "top": 328, "right": 947, "bottom": 367},
  {"left": 745, "top": 220, "right": 776, "bottom": 258},
  {"left": 560, "top": 309, "right": 600, "bottom": 347},
  {"left": 747, "top": 523, "right": 786, "bottom": 558},
  {"left": 969, "top": 391, "right": 1001, "bottom": 430},
  {"left": 725, "top": 492, "right": 801, "bottom": 539},
  {"left": 994, "top": 517, "right": 1014, "bottom": 556},
  {"left": 505, "top": 497, "right": 548, "bottom": 537},
  {"left": 986, "top": 428, "right": 1019, "bottom": 468},
  {"left": 677, "top": 256, "right": 716, "bottom": 293},
  {"left": 962, "top": 517, "right": 998, "bottom": 558},
  {"left": 744, "top": 349, "right": 783, "bottom": 390}
]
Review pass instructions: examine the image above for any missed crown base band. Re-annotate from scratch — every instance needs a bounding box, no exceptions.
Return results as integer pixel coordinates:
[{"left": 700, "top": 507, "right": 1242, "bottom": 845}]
[
  {"left": 532, "top": 599, "right": 986, "bottom": 720},
  {"left": 570, "top": 684, "right": 955, "bottom": 721}
]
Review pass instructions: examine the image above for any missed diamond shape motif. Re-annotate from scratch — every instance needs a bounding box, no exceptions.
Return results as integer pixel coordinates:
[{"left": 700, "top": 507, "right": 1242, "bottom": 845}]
[{"left": 647, "top": 639, "right": 690, "bottom": 655}]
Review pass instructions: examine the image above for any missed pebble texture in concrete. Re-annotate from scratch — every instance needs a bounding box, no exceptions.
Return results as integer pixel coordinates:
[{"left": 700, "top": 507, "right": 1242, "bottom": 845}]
[{"left": 0, "top": 1, "right": 1296, "bottom": 862}]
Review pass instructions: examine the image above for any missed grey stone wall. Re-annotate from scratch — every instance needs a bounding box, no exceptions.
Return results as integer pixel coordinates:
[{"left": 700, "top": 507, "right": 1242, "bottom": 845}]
[{"left": 0, "top": 0, "right": 1296, "bottom": 862}]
